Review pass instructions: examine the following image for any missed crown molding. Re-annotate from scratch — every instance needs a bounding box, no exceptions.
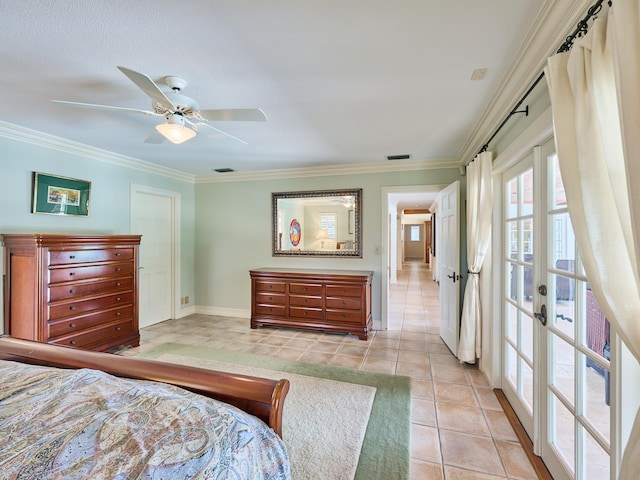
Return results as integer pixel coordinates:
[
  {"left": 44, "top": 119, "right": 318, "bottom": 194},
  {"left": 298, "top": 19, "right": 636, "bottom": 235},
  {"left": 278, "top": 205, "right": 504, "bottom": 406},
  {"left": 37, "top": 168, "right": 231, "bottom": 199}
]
[
  {"left": 195, "top": 157, "right": 458, "bottom": 184},
  {"left": 457, "top": 0, "right": 594, "bottom": 164},
  {"left": 0, "top": 121, "right": 195, "bottom": 183}
]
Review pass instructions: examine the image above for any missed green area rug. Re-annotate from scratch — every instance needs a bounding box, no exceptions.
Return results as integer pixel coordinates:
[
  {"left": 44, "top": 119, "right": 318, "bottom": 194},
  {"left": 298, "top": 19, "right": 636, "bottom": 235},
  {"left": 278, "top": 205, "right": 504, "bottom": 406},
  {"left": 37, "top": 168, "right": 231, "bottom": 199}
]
[{"left": 140, "top": 343, "right": 411, "bottom": 480}]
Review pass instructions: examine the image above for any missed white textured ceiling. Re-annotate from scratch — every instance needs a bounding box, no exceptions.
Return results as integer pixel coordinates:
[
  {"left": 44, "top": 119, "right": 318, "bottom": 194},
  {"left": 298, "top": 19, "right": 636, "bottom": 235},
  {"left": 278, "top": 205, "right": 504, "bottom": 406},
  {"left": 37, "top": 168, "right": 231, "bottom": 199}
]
[{"left": 2, "top": 1, "right": 572, "bottom": 178}]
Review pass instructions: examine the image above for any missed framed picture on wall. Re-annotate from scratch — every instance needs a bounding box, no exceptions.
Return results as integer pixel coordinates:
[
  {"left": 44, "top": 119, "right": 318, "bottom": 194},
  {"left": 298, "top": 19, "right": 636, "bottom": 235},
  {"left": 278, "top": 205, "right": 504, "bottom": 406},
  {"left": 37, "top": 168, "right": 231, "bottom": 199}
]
[{"left": 32, "top": 172, "right": 91, "bottom": 216}]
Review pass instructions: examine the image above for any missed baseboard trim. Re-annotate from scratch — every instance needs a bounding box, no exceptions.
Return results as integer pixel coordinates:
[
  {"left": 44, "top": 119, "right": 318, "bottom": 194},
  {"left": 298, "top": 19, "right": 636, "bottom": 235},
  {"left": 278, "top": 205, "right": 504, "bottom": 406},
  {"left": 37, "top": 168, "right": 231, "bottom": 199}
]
[
  {"left": 194, "top": 306, "right": 251, "bottom": 318},
  {"left": 493, "top": 388, "right": 553, "bottom": 480}
]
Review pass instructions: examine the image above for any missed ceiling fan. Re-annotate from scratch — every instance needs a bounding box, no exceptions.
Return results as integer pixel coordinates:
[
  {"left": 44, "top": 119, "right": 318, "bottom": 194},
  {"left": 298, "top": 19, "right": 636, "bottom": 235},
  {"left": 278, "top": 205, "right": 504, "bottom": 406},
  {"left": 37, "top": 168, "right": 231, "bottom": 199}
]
[{"left": 53, "top": 66, "right": 267, "bottom": 144}]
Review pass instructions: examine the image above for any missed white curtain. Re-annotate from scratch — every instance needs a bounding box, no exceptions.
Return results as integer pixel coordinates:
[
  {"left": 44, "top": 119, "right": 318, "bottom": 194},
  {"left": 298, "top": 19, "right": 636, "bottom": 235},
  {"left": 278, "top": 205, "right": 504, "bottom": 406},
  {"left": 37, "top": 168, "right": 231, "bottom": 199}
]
[
  {"left": 458, "top": 151, "right": 493, "bottom": 364},
  {"left": 545, "top": 1, "right": 640, "bottom": 476}
]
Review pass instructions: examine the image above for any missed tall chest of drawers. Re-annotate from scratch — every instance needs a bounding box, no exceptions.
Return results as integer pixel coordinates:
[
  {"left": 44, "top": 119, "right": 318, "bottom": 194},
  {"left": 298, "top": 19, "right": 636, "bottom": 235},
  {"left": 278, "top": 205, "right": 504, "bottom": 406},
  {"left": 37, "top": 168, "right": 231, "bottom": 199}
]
[
  {"left": 250, "top": 268, "right": 373, "bottom": 340},
  {"left": 2, "top": 234, "right": 141, "bottom": 352}
]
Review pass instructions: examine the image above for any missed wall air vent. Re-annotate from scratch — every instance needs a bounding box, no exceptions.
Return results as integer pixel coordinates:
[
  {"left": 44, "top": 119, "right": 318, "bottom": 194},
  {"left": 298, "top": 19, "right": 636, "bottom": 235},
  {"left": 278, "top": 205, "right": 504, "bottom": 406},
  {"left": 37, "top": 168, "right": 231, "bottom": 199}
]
[
  {"left": 386, "top": 154, "right": 411, "bottom": 161},
  {"left": 213, "top": 168, "right": 235, "bottom": 173}
]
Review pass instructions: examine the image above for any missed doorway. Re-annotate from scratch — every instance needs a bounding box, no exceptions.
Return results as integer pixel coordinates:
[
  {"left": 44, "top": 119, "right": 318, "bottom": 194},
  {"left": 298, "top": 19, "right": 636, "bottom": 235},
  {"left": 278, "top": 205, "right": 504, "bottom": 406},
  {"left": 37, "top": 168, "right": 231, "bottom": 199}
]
[
  {"left": 130, "top": 184, "right": 181, "bottom": 328},
  {"left": 499, "top": 137, "right": 613, "bottom": 479},
  {"left": 381, "top": 185, "right": 444, "bottom": 330}
]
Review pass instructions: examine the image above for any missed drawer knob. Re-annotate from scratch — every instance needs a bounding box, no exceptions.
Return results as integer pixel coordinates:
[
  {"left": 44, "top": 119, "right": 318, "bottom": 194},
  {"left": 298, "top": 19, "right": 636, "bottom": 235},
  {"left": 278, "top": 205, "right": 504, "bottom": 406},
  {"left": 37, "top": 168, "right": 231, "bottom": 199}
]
[
  {"left": 70, "top": 340, "right": 77, "bottom": 345},
  {"left": 304, "top": 312, "right": 307, "bottom": 316},
  {"left": 115, "top": 282, "right": 121, "bottom": 287},
  {"left": 69, "top": 306, "right": 76, "bottom": 311},
  {"left": 69, "top": 272, "right": 75, "bottom": 276},
  {"left": 69, "top": 289, "right": 75, "bottom": 294},
  {"left": 116, "top": 297, "right": 121, "bottom": 301},
  {"left": 69, "top": 255, "right": 76, "bottom": 259},
  {"left": 116, "top": 326, "right": 121, "bottom": 331},
  {"left": 342, "top": 301, "right": 346, "bottom": 306},
  {"left": 70, "top": 323, "right": 76, "bottom": 328},
  {"left": 115, "top": 267, "right": 121, "bottom": 272},
  {"left": 115, "top": 252, "right": 121, "bottom": 257},
  {"left": 116, "top": 312, "right": 121, "bottom": 316},
  {"left": 268, "top": 296, "right": 272, "bottom": 300},
  {"left": 304, "top": 299, "right": 307, "bottom": 303}
]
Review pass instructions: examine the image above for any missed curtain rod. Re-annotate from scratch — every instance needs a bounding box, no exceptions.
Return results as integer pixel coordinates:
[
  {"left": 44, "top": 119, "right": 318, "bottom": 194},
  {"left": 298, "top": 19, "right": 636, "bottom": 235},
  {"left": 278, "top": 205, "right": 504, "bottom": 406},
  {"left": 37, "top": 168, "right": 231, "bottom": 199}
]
[{"left": 471, "top": 0, "right": 611, "bottom": 161}]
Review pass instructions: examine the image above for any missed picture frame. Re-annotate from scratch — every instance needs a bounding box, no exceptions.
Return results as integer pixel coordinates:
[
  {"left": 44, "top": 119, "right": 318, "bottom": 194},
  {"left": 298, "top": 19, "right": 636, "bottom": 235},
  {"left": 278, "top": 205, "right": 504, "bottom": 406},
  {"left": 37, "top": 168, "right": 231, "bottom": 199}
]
[{"left": 32, "top": 172, "right": 91, "bottom": 216}]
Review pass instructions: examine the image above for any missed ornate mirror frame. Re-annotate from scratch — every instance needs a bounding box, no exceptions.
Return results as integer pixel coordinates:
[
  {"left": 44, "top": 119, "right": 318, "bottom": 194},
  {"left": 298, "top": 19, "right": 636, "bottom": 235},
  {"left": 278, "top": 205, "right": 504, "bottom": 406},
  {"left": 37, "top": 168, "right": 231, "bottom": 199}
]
[{"left": 272, "top": 188, "right": 362, "bottom": 257}]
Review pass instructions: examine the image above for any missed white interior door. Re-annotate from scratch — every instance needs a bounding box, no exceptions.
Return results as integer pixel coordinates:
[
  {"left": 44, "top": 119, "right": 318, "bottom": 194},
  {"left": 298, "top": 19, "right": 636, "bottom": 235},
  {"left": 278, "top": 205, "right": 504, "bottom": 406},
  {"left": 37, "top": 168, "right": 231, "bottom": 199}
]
[
  {"left": 439, "top": 181, "right": 460, "bottom": 355},
  {"left": 131, "top": 186, "right": 177, "bottom": 328}
]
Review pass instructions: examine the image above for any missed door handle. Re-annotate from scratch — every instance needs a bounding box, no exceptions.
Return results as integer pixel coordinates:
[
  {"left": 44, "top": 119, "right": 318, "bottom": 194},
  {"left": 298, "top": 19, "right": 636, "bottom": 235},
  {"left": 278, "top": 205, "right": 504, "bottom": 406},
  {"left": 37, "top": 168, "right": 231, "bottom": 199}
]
[
  {"left": 447, "top": 272, "right": 456, "bottom": 283},
  {"left": 534, "top": 304, "right": 547, "bottom": 326}
]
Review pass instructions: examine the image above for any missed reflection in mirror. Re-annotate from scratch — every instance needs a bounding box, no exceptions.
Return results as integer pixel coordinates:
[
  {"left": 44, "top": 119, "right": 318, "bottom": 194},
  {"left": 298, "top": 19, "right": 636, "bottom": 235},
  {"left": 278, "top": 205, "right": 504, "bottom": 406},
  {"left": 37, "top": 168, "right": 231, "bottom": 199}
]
[{"left": 272, "top": 188, "right": 362, "bottom": 257}]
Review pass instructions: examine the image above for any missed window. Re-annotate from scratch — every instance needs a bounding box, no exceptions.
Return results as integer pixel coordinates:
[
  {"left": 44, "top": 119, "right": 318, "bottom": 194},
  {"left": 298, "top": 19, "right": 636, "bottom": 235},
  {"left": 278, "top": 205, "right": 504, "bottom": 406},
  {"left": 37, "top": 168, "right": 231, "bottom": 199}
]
[
  {"left": 410, "top": 225, "right": 420, "bottom": 241},
  {"left": 319, "top": 213, "right": 337, "bottom": 239}
]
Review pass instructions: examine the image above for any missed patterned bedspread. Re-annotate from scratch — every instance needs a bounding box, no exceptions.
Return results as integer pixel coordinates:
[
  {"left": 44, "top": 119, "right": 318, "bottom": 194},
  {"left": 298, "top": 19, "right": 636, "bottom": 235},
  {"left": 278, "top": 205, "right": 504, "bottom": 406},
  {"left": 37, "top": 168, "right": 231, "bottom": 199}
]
[{"left": 0, "top": 360, "right": 290, "bottom": 479}]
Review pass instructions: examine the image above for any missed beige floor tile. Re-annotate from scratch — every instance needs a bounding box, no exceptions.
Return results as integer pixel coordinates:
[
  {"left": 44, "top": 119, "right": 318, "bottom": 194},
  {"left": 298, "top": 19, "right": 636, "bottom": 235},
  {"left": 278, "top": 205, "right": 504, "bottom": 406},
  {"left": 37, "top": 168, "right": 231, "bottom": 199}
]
[
  {"left": 398, "top": 350, "right": 430, "bottom": 365},
  {"left": 440, "top": 430, "right": 505, "bottom": 477},
  {"left": 411, "top": 460, "right": 443, "bottom": 480},
  {"left": 361, "top": 356, "right": 396, "bottom": 374},
  {"left": 431, "top": 365, "right": 471, "bottom": 385},
  {"left": 411, "top": 379, "right": 434, "bottom": 401},
  {"left": 329, "top": 354, "right": 364, "bottom": 369},
  {"left": 436, "top": 403, "right": 490, "bottom": 436},
  {"left": 494, "top": 440, "right": 538, "bottom": 479},
  {"left": 396, "top": 361, "right": 432, "bottom": 380},
  {"left": 309, "top": 341, "right": 342, "bottom": 354},
  {"left": 412, "top": 398, "right": 437, "bottom": 427},
  {"left": 474, "top": 387, "right": 503, "bottom": 411},
  {"left": 433, "top": 382, "right": 479, "bottom": 407},
  {"left": 271, "top": 347, "right": 305, "bottom": 361},
  {"left": 297, "top": 351, "right": 334, "bottom": 364},
  {"left": 411, "top": 424, "right": 441, "bottom": 463},
  {"left": 484, "top": 410, "right": 519, "bottom": 442},
  {"left": 368, "top": 347, "right": 399, "bottom": 361},
  {"left": 443, "top": 465, "right": 508, "bottom": 479}
]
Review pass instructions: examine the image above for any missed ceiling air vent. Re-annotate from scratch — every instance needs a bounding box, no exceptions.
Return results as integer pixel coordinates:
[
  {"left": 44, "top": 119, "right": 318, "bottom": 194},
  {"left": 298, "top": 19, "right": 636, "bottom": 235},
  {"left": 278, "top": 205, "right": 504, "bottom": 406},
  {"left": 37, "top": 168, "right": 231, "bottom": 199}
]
[
  {"left": 213, "top": 168, "right": 235, "bottom": 173},
  {"left": 386, "top": 154, "right": 411, "bottom": 161}
]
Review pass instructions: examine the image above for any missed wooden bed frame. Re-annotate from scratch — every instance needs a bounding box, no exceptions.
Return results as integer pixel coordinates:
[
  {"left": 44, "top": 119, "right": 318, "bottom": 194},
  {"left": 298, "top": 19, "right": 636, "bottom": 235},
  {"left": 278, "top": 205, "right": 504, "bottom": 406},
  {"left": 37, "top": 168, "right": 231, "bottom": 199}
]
[{"left": 0, "top": 336, "right": 289, "bottom": 437}]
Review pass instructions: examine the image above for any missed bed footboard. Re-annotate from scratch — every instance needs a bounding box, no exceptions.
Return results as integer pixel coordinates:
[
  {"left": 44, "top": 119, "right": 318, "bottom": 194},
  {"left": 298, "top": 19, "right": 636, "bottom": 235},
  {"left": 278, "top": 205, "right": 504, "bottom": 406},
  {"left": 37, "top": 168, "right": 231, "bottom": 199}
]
[{"left": 0, "top": 336, "right": 289, "bottom": 437}]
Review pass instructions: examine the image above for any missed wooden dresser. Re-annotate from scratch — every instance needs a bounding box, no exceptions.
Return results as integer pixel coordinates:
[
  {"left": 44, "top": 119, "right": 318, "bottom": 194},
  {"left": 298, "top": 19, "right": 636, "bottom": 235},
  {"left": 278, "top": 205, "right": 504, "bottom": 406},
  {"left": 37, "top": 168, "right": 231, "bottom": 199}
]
[
  {"left": 250, "top": 268, "right": 373, "bottom": 340},
  {"left": 2, "top": 234, "right": 141, "bottom": 352}
]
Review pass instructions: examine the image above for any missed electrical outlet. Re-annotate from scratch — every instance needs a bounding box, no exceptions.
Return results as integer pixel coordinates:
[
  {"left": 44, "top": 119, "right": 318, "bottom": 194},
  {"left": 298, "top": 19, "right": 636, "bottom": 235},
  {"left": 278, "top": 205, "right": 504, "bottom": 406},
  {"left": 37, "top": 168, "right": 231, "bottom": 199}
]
[{"left": 181, "top": 296, "right": 189, "bottom": 305}]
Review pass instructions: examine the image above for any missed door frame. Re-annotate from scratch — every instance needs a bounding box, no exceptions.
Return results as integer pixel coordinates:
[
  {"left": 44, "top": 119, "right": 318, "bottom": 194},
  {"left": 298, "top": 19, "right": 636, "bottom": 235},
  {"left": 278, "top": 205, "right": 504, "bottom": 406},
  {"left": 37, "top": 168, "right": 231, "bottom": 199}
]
[
  {"left": 129, "top": 184, "right": 181, "bottom": 321},
  {"left": 381, "top": 185, "right": 445, "bottom": 330}
]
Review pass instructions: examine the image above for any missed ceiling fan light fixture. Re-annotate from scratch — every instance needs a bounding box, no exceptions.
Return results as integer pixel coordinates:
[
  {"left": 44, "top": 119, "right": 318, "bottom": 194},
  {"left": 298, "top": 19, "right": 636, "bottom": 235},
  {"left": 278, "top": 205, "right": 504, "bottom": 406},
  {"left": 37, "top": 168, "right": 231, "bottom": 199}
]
[{"left": 155, "top": 115, "right": 196, "bottom": 144}]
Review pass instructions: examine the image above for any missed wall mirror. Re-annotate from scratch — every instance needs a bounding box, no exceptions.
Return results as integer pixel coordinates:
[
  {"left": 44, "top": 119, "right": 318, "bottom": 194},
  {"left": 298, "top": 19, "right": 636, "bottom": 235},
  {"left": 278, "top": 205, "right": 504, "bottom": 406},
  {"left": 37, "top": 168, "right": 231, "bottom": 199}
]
[{"left": 272, "top": 188, "right": 362, "bottom": 257}]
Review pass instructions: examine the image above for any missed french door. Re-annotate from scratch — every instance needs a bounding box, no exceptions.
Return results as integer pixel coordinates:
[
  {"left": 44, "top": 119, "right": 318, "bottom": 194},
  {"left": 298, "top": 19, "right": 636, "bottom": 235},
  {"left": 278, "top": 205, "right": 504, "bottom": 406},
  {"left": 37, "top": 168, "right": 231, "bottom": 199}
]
[{"left": 501, "top": 137, "right": 612, "bottom": 479}]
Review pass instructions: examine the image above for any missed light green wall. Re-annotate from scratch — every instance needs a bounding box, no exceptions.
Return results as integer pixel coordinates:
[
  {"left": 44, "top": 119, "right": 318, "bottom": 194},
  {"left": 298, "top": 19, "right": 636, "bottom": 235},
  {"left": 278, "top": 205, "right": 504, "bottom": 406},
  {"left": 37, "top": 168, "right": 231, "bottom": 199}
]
[
  {"left": 0, "top": 136, "right": 196, "bottom": 332},
  {"left": 194, "top": 168, "right": 462, "bottom": 322}
]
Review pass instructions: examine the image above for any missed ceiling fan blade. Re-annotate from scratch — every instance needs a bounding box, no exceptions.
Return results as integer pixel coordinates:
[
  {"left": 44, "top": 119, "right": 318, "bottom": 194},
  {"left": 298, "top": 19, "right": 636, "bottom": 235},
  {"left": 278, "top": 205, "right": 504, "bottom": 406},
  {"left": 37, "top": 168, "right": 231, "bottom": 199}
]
[
  {"left": 191, "top": 121, "right": 248, "bottom": 145},
  {"left": 198, "top": 108, "right": 268, "bottom": 122},
  {"left": 52, "top": 100, "right": 158, "bottom": 116},
  {"left": 117, "top": 66, "right": 176, "bottom": 110}
]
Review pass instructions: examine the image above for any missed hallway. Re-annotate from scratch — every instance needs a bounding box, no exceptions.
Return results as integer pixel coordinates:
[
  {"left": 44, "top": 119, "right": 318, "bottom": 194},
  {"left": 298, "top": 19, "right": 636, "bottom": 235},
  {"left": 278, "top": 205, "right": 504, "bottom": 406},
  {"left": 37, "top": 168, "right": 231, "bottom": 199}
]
[{"left": 126, "top": 261, "right": 538, "bottom": 478}]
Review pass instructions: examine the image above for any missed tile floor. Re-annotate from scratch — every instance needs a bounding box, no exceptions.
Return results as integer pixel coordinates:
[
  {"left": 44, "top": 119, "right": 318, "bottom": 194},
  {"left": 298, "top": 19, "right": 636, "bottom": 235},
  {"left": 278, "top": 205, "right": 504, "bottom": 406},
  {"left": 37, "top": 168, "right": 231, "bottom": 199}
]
[{"left": 124, "top": 261, "right": 539, "bottom": 479}]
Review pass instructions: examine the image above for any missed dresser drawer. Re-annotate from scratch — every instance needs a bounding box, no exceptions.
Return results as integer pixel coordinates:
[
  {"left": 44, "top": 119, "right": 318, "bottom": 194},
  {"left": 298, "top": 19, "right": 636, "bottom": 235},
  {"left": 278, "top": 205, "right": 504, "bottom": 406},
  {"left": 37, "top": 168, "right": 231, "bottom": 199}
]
[
  {"left": 289, "top": 283, "right": 323, "bottom": 295},
  {"left": 289, "top": 295, "right": 322, "bottom": 308},
  {"left": 254, "top": 304, "right": 286, "bottom": 317},
  {"left": 254, "top": 281, "right": 286, "bottom": 293},
  {"left": 255, "top": 292, "right": 286, "bottom": 305},
  {"left": 50, "top": 318, "right": 136, "bottom": 348},
  {"left": 48, "top": 306, "right": 134, "bottom": 338},
  {"left": 289, "top": 307, "right": 323, "bottom": 320},
  {"left": 326, "top": 285, "right": 362, "bottom": 297},
  {"left": 49, "top": 277, "right": 133, "bottom": 302},
  {"left": 49, "top": 262, "right": 134, "bottom": 284},
  {"left": 49, "top": 292, "right": 134, "bottom": 320},
  {"left": 326, "top": 309, "right": 362, "bottom": 324},
  {"left": 49, "top": 248, "right": 135, "bottom": 265},
  {"left": 326, "top": 296, "right": 361, "bottom": 310}
]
